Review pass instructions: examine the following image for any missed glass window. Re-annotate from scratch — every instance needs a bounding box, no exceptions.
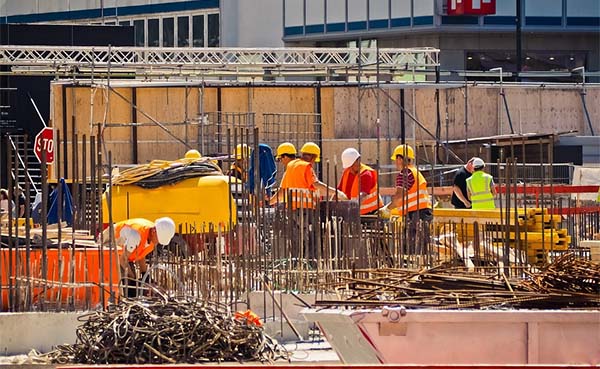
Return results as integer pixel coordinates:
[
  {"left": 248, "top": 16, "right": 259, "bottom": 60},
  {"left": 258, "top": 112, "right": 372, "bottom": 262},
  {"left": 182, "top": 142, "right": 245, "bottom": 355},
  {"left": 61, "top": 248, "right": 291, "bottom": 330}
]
[
  {"left": 465, "top": 50, "right": 587, "bottom": 82},
  {"left": 177, "top": 16, "right": 189, "bottom": 47},
  {"left": 119, "top": 20, "right": 130, "bottom": 26},
  {"left": 134, "top": 19, "right": 145, "bottom": 46},
  {"left": 192, "top": 15, "right": 204, "bottom": 47},
  {"left": 105, "top": 21, "right": 115, "bottom": 25},
  {"left": 163, "top": 17, "right": 174, "bottom": 47},
  {"left": 207, "top": 13, "right": 219, "bottom": 47},
  {"left": 148, "top": 18, "right": 159, "bottom": 47}
]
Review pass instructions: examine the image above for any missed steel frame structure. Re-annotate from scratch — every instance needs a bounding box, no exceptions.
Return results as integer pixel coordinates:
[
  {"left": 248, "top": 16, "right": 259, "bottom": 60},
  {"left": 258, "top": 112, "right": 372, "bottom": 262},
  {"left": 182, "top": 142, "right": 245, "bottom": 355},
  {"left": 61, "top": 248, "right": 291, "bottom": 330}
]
[{"left": 0, "top": 45, "right": 439, "bottom": 78}]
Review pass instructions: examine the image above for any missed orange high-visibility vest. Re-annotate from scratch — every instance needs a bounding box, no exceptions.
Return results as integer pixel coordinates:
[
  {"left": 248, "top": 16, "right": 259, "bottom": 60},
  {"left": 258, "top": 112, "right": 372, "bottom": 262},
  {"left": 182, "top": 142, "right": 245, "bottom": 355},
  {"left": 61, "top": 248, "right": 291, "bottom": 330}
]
[
  {"left": 115, "top": 218, "right": 155, "bottom": 262},
  {"left": 280, "top": 159, "right": 318, "bottom": 210},
  {"left": 339, "top": 163, "right": 383, "bottom": 215},
  {"left": 400, "top": 165, "right": 431, "bottom": 215}
]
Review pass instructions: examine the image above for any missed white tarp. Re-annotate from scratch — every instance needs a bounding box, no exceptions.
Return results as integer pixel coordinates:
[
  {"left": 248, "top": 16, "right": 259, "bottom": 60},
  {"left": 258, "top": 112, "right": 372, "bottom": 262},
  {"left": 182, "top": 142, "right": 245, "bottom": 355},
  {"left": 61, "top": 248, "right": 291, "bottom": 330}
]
[{"left": 571, "top": 166, "right": 600, "bottom": 202}]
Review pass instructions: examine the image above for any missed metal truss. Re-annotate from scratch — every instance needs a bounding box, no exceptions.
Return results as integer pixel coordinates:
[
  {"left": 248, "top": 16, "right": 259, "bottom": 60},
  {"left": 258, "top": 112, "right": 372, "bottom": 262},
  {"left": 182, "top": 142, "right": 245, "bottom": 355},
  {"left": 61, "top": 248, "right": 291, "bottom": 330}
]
[{"left": 0, "top": 45, "right": 439, "bottom": 77}]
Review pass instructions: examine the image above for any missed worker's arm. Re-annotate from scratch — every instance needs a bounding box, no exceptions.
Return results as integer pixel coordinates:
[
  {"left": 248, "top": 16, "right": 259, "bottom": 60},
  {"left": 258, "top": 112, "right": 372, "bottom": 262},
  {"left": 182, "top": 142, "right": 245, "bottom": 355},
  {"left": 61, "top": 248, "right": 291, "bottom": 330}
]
[
  {"left": 268, "top": 188, "right": 282, "bottom": 206},
  {"left": 453, "top": 185, "right": 471, "bottom": 208},
  {"left": 314, "top": 180, "right": 348, "bottom": 200},
  {"left": 388, "top": 186, "right": 406, "bottom": 210},
  {"left": 137, "top": 257, "right": 149, "bottom": 276}
]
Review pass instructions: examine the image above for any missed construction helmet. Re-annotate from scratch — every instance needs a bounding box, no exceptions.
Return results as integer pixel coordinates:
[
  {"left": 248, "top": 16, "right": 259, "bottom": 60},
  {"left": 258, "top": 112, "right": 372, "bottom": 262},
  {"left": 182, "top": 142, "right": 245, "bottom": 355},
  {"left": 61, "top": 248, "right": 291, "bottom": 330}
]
[
  {"left": 234, "top": 144, "right": 251, "bottom": 160},
  {"left": 300, "top": 142, "right": 321, "bottom": 162},
  {"left": 119, "top": 226, "right": 141, "bottom": 253},
  {"left": 341, "top": 148, "right": 360, "bottom": 169},
  {"left": 184, "top": 149, "right": 202, "bottom": 159},
  {"left": 472, "top": 157, "right": 485, "bottom": 169},
  {"left": 276, "top": 142, "right": 297, "bottom": 159},
  {"left": 390, "top": 144, "right": 415, "bottom": 160},
  {"left": 154, "top": 217, "right": 176, "bottom": 245}
]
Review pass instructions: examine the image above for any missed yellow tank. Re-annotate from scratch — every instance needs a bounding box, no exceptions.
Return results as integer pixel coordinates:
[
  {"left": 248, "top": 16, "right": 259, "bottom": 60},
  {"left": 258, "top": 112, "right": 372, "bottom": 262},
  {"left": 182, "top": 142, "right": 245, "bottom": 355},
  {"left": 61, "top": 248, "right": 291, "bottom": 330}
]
[{"left": 102, "top": 175, "right": 237, "bottom": 232}]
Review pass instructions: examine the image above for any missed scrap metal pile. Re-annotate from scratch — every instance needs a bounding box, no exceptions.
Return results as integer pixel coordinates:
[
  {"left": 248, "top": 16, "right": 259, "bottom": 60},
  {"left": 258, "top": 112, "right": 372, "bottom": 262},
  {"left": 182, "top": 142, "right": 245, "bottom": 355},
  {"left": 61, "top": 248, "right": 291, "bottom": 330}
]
[
  {"left": 315, "top": 253, "right": 600, "bottom": 310},
  {"left": 45, "top": 297, "right": 288, "bottom": 364}
]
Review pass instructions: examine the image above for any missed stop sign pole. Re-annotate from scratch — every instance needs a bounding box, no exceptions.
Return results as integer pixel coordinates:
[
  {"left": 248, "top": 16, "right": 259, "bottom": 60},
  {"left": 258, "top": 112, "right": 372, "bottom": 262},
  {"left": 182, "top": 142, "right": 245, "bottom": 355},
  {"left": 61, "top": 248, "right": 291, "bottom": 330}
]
[{"left": 34, "top": 127, "right": 55, "bottom": 164}]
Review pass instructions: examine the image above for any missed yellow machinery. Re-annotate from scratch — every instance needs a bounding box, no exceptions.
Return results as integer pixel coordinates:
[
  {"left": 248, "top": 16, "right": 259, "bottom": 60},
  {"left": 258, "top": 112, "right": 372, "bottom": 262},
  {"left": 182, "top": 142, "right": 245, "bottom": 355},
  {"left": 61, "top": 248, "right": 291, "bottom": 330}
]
[
  {"left": 103, "top": 176, "right": 236, "bottom": 231},
  {"left": 102, "top": 157, "right": 238, "bottom": 255}
]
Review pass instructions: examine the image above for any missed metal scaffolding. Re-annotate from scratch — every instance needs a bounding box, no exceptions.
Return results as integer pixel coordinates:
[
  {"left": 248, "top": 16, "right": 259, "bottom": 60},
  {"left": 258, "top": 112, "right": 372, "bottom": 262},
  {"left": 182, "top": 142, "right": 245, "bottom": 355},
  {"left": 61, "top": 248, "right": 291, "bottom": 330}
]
[{"left": 0, "top": 45, "right": 439, "bottom": 78}]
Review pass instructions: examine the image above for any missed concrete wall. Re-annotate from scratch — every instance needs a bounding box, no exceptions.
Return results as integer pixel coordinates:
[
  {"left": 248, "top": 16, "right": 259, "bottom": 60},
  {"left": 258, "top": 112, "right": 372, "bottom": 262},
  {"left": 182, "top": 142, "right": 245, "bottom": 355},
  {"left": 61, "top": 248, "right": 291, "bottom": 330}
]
[{"left": 0, "top": 312, "right": 82, "bottom": 355}]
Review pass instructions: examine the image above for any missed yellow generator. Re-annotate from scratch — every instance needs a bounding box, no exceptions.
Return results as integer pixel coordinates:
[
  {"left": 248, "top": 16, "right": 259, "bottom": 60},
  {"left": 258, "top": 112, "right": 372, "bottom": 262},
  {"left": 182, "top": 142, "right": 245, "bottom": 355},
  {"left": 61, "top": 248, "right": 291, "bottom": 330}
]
[{"left": 102, "top": 156, "right": 239, "bottom": 256}]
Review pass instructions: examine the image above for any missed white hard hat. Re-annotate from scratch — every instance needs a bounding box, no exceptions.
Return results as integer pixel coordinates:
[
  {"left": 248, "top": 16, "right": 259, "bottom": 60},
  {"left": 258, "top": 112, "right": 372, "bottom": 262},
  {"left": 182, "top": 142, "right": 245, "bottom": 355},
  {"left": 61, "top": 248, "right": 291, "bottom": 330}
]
[
  {"left": 341, "top": 148, "right": 360, "bottom": 169},
  {"left": 119, "top": 226, "right": 141, "bottom": 253},
  {"left": 154, "top": 217, "right": 176, "bottom": 245},
  {"left": 472, "top": 157, "right": 485, "bottom": 169}
]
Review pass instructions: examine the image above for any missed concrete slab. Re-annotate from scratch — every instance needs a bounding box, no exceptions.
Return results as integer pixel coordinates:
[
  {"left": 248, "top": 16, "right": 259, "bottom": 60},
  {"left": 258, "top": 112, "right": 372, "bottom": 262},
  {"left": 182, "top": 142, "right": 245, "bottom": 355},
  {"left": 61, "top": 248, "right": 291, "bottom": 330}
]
[{"left": 0, "top": 312, "right": 84, "bottom": 355}]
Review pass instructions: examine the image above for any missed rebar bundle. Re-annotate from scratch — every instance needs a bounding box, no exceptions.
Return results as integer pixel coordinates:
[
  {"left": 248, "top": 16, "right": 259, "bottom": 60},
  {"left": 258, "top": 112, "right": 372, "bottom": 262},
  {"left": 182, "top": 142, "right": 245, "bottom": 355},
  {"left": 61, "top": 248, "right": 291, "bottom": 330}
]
[
  {"left": 45, "top": 297, "right": 288, "bottom": 364},
  {"left": 521, "top": 253, "right": 600, "bottom": 295},
  {"left": 315, "top": 253, "right": 600, "bottom": 310}
]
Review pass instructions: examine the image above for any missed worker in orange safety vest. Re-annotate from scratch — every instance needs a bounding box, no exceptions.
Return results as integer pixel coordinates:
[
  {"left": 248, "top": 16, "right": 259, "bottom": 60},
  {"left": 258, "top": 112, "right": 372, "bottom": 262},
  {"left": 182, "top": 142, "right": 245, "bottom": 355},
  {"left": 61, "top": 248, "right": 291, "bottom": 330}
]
[
  {"left": 104, "top": 217, "right": 176, "bottom": 297},
  {"left": 337, "top": 148, "right": 383, "bottom": 215},
  {"left": 272, "top": 142, "right": 346, "bottom": 209},
  {"left": 380, "top": 144, "right": 432, "bottom": 254}
]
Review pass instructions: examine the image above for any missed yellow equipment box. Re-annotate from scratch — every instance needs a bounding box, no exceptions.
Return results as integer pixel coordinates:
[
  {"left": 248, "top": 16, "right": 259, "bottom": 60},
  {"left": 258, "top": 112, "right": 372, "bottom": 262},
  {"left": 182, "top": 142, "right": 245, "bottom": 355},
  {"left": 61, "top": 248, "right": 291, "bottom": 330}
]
[{"left": 102, "top": 175, "right": 237, "bottom": 232}]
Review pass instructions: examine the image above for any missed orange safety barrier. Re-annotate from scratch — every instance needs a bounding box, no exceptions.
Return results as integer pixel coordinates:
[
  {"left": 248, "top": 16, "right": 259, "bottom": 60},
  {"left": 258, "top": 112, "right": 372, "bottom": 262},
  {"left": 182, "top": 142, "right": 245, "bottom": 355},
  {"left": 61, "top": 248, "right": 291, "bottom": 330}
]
[{"left": 1, "top": 248, "right": 120, "bottom": 311}]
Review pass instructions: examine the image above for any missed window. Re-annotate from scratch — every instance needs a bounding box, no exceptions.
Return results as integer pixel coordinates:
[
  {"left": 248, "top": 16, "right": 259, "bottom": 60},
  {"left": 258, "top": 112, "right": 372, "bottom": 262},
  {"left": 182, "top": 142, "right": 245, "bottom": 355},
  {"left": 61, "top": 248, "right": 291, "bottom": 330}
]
[
  {"left": 163, "top": 17, "right": 174, "bottom": 47},
  {"left": 178, "top": 16, "right": 189, "bottom": 47},
  {"left": 148, "top": 18, "right": 159, "bottom": 47},
  {"left": 134, "top": 19, "right": 145, "bottom": 46},
  {"left": 466, "top": 50, "right": 587, "bottom": 82},
  {"left": 193, "top": 15, "right": 204, "bottom": 47},
  {"left": 119, "top": 20, "right": 130, "bottom": 26},
  {"left": 207, "top": 13, "right": 219, "bottom": 47}
]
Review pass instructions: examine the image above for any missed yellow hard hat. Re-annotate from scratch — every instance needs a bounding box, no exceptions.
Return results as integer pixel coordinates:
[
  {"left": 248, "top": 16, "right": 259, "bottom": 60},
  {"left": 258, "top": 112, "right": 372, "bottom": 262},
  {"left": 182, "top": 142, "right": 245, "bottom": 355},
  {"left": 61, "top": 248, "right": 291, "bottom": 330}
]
[
  {"left": 300, "top": 142, "right": 320, "bottom": 162},
  {"left": 184, "top": 149, "right": 202, "bottom": 159},
  {"left": 390, "top": 144, "right": 415, "bottom": 160},
  {"left": 234, "top": 144, "right": 251, "bottom": 160},
  {"left": 276, "top": 142, "right": 297, "bottom": 159}
]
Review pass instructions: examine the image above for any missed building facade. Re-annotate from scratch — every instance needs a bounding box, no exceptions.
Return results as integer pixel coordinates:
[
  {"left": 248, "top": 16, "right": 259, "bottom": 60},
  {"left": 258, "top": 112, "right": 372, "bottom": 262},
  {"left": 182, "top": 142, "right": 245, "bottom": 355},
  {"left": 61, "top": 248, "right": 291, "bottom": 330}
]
[
  {"left": 282, "top": 0, "right": 599, "bottom": 80},
  {"left": 0, "top": 0, "right": 598, "bottom": 76}
]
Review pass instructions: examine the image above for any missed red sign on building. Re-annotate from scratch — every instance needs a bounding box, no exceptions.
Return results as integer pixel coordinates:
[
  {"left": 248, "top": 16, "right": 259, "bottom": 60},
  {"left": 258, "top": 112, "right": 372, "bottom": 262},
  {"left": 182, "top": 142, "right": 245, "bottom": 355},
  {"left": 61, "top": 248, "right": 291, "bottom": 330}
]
[
  {"left": 448, "top": 0, "right": 496, "bottom": 16},
  {"left": 34, "top": 127, "right": 55, "bottom": 164}
]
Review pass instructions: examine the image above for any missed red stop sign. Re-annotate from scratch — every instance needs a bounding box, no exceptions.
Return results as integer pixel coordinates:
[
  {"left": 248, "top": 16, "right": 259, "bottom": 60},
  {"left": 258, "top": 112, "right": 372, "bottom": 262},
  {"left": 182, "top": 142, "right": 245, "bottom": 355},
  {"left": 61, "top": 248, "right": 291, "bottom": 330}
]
[{"left": 34, "top": 127, "right": 55, "bottom": 164}]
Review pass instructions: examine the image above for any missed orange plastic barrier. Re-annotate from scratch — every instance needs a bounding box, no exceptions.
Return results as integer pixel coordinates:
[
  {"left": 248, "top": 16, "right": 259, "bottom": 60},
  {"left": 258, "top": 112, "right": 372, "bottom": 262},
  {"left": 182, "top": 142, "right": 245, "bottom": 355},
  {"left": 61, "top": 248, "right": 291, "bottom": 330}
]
[{"left": 1, "top": 248, "right": 120, "bottom": 311}]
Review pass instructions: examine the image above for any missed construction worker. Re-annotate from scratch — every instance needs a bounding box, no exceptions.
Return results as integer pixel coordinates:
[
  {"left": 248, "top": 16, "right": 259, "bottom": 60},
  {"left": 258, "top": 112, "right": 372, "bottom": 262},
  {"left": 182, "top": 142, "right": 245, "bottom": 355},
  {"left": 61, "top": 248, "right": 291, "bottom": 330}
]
[
  {"left": 275, "top": 142, "right": 297, "bottom": 168},
  {"left": 184, "top": 149, "right": 202, "bottom": 160},
  {"left": 466, "top": 158, "right": 496, "bottom": 209},
  {"left": 228, "top": 144, "right": 250, "bottom": 182},
  {"left": 104, "top": 217, "right": 176, "bottom": 297},
  {"left": 277, "top": 142, "right": 346, "bottom": 206},
  {"left": 381, "top": 144, "right": 432, "bottom": 254},
  {"left": 274, "top": 142, "right": 346, "bottom": 261},
  {"left": 268, "top": 142, "right": 297, "bottom": 206},
  {"left": 338, "top": 148, "right": 383, "bottom": 215},
  {"left": 451, "top": 157, "right": 475, "bottom": 209}
]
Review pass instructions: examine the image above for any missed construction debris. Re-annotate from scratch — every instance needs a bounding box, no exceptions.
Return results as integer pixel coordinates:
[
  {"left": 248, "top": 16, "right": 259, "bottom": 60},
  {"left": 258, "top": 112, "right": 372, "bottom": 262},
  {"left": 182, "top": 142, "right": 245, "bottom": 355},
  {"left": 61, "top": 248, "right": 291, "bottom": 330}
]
[
  {"left": 44, "top": 296, "right": 289, "bottom": 364},
  {"left": 315, "top": 253, "right": 600, "bottom": 310}
]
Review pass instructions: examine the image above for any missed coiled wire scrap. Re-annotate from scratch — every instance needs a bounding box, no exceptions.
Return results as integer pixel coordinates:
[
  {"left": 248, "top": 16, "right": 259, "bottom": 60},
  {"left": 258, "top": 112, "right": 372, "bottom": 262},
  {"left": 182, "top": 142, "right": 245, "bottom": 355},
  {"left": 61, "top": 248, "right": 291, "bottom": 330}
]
[{"left": 46, "top": 297, "right": 289, "bottom": 364}]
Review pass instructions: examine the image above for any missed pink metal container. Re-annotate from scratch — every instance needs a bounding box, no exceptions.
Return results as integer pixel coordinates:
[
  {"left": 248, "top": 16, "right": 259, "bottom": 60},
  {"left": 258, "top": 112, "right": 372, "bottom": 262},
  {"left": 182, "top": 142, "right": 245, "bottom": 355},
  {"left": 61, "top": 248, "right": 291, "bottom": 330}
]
[{"left": 303, "top": 308, "right": 600, "bottom": 365}]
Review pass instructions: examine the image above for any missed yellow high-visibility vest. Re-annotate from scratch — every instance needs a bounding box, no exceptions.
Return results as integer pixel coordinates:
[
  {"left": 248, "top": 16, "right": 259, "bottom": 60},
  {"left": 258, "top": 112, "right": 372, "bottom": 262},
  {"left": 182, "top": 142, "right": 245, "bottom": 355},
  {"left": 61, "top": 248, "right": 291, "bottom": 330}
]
[{"left": 466, "top": 171, "right": 495, "bottom": 209}]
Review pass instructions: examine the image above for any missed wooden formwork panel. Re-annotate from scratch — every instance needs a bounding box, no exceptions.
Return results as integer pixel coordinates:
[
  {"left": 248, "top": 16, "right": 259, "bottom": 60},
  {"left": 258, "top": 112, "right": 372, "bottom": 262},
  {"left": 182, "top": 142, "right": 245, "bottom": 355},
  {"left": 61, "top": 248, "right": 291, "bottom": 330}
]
[{"left": 50, "top": 83, "right": 600, "bottom": 173}]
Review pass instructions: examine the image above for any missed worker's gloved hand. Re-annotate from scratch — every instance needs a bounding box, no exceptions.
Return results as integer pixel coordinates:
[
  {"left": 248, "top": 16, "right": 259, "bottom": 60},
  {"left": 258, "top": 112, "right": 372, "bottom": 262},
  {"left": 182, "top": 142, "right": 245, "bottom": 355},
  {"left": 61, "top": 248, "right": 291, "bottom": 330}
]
[
  {"left": 337, "top": 191, "right": 348, "bottom": 201},
  {"left": 378, "top": 205, "right": 391, "bottom": 219}
]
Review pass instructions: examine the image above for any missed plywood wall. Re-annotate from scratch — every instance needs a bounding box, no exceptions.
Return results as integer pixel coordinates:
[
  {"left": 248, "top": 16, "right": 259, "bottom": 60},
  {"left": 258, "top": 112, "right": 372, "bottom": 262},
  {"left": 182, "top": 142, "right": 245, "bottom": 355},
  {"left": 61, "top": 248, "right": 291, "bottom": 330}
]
[{"left": 50, "top": 82, "right": 600, "bottom": 180}]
